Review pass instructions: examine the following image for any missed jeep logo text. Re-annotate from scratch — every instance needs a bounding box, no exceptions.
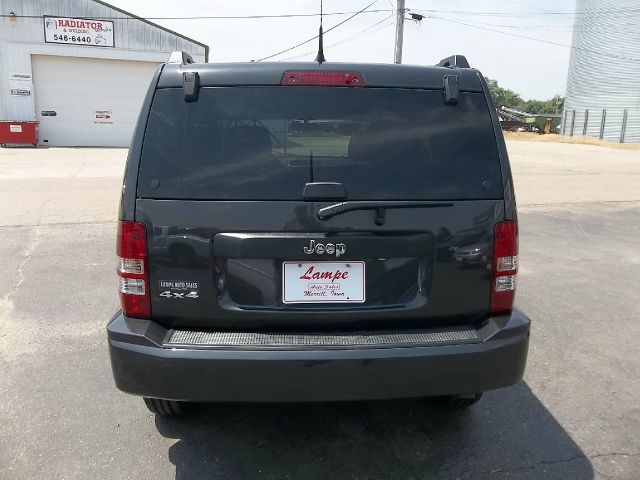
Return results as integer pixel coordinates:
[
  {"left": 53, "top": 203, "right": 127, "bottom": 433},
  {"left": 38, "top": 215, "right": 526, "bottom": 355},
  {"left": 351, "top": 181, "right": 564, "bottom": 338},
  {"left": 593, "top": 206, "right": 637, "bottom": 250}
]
[{"left": 303, "top": 240, "right": 346, "bottom": 257}]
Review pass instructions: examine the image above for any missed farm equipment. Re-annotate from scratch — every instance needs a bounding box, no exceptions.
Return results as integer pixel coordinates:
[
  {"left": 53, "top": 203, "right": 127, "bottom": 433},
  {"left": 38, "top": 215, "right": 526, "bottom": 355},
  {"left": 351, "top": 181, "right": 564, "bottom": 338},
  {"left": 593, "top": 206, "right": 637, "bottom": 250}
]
[{"left": 497, "top": 107, "right": 562, "bottom": 134}]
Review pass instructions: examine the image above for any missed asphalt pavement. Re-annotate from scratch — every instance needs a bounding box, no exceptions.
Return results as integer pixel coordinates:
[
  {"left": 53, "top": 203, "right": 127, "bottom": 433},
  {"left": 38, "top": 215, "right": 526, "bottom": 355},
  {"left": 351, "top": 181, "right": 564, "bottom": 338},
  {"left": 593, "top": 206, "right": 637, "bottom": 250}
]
[{"left": 0, "top": 142, "right": 638, "bottom": 479}]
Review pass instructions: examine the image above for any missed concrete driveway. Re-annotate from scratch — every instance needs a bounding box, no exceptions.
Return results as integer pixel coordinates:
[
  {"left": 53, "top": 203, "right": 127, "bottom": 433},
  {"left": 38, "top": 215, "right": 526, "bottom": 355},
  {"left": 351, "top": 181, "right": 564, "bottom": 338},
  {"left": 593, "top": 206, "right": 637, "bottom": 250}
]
[{"left": 0, "top": 142, "right": 638, "bottom": 479}]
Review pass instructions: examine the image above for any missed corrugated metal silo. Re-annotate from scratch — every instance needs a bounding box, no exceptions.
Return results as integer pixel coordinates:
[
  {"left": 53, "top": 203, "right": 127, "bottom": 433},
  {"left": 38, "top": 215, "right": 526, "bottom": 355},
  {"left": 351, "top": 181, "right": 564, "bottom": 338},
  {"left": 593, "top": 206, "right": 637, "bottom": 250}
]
[{"left": 563, "top": 0, "right": 640, "bottom": 143}]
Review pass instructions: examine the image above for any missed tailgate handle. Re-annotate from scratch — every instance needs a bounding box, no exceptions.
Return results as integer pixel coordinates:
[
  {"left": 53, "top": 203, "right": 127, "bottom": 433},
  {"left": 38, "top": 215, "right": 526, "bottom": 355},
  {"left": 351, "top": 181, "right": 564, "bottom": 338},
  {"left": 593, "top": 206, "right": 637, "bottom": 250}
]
[
  {"left": 213, "top": 233, "right": 434, "bottom": 258},
  {"left": 303, "top": 182, "right": 346, "bottom": 201}
]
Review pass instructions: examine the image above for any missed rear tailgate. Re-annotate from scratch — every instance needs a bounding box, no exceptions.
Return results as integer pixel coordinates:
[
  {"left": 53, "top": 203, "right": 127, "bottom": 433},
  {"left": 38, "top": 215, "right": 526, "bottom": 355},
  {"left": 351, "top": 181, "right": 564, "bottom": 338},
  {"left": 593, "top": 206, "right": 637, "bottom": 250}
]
[
  {"left": 136, "top": 85, "right": 505, "bottom": 331},
  {"left": 138, "top": 199, "right": 501, "bottom": 330}
]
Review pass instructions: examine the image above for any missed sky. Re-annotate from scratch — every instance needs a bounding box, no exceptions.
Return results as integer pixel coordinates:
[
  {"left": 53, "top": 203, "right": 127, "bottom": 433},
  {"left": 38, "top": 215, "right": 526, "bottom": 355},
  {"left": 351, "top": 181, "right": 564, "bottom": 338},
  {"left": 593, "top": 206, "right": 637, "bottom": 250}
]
[{"left": 107, "top": 0, "right": 577, "bottom": 100}]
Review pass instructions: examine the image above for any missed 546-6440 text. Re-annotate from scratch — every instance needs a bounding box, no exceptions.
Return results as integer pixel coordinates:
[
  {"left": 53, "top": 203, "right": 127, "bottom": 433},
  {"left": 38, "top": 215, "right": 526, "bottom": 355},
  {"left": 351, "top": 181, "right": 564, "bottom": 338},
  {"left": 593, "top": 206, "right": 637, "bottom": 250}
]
[{"left": 52, "top": 34, "right": 93, "bottom": 44}]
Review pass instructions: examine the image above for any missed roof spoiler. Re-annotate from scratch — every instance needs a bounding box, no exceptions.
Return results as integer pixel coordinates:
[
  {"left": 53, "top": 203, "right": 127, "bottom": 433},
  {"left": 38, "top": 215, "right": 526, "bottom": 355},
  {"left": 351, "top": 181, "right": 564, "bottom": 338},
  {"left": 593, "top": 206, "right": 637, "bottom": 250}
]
[
  {"left": 167, "top": 51, "right": 195, "bottom": 65},
  {"left": 436, "top": 55, "right": 470, "bottom": 69}
]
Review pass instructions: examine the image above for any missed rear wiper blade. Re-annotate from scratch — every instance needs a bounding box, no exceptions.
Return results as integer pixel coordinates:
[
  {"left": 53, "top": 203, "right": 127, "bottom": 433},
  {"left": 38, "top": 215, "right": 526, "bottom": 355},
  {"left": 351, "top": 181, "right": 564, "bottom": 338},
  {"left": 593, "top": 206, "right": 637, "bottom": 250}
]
[{"left": 317, "top": 201, "right": 454, "bottom": 221}]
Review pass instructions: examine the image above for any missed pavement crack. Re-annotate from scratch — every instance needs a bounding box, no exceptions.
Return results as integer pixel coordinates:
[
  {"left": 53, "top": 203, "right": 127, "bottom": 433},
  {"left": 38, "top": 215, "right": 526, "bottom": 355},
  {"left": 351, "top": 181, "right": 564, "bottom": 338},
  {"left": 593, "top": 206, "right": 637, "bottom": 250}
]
[
  {"left": 520, "top": 199, "right": 640, "bottom": 208},
  {"left": 71, "top": 158, "right": 87, "bottom": 177},
  {"left": 590, "top": 452, "right": 640, "bottom": 460},
  {"left": 0, "top": 225, "right": 42, "bottom": 357},
  {"left": 0, "top": 220, "right": 115, "bottom": 229},
  {"left": 12, "top": 225, "right": 41, "bottom": 295},
  {"left": 443, "top": 451, "right": 640, "bottom": 478},
  {"left": 485, "top": 454, "right": 589, "bottom": 475}
]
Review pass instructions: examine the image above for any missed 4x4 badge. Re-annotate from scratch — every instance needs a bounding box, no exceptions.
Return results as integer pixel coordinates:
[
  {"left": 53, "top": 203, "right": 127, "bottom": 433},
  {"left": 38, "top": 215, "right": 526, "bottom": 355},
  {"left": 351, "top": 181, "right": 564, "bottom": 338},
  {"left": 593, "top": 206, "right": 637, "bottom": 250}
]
[
  {"left": 158, "top": 280, "right": 199, "bottom": 299},
  {"left": 303, "top": 240, "right": 346, "bottom": 257}
]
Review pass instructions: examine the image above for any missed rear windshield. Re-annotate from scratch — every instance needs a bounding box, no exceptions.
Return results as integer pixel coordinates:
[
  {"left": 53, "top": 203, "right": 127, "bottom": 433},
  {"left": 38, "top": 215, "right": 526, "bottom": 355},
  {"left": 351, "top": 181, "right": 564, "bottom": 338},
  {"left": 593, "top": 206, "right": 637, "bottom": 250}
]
[{"left": 138, "top": 87, "right": 503, "bottom": 200}]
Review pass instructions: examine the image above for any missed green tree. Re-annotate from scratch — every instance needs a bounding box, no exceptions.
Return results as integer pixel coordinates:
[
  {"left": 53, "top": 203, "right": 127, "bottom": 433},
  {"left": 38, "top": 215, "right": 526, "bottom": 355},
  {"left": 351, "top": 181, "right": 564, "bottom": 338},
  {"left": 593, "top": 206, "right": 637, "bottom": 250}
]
[
  {"left": 486, "top": 78, "right": 524, "bottom": 111},
  {"left": 486, "top": 78, "right": 564, "bottom": 114}
]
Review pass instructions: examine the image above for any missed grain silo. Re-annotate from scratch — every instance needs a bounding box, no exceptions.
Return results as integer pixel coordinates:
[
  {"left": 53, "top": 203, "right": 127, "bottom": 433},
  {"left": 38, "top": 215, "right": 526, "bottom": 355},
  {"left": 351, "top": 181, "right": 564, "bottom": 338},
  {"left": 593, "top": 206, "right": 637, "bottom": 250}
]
[{"left": 562, "top": 0, "right": 640, "bottom": 143}]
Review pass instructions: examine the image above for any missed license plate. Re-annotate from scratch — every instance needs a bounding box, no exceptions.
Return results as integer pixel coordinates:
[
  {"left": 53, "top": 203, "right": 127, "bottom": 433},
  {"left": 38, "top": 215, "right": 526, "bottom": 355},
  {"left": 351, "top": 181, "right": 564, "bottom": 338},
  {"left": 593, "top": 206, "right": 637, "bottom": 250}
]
[{"left": 282, "top": 261, "right": 365, "bottom": 304}]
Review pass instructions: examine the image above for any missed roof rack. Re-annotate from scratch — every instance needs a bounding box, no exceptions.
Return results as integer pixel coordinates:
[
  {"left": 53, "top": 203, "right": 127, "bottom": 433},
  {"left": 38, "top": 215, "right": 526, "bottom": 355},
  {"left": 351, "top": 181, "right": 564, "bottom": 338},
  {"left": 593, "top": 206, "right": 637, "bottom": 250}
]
[
  {"left": 436, "top": 55, "right": 470, "bottom": 69},
  {"left": 167, "top": 51, "right": 195, "bottom": 65}
]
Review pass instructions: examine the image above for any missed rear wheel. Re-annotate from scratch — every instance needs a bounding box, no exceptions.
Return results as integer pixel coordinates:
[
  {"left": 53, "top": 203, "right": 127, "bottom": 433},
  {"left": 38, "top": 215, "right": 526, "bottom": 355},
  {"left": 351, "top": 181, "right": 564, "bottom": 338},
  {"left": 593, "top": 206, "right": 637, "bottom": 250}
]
[
  {"left": 442, "top": 392, "right": 483, "bottom": 408},
  {"left": 143, "top": 397, "right": 186, "bottom": 416}
]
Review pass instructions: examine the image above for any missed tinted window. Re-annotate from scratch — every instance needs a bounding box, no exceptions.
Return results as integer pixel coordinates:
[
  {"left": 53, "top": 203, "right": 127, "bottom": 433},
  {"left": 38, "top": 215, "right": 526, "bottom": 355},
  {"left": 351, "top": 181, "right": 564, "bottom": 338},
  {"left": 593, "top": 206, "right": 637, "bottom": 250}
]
[{"left": 138, "top": 87, "right": 502, "bottom": 200}]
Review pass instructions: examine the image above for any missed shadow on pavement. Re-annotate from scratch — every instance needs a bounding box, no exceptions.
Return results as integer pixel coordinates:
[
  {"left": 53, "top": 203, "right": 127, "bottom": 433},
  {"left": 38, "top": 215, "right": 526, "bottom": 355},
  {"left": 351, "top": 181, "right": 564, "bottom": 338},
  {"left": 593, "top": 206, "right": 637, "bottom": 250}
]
[{"left": 156, "top": 382, "right": 592, "bottom": 480}]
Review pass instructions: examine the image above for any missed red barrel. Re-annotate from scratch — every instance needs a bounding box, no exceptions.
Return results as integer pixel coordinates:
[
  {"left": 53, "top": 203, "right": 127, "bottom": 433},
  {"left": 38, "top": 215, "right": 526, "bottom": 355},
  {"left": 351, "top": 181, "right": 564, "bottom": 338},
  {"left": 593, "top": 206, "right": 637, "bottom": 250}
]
[{"left": 0, "top": 121, "right": 38, "bottom": 147}]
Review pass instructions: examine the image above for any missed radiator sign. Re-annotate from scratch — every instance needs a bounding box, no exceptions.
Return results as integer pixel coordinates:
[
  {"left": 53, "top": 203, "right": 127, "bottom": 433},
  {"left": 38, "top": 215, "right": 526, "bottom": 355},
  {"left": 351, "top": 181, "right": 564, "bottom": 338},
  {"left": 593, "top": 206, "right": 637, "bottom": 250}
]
[{"left": 44, "top": 16, "right": 114, "bottom": 47}]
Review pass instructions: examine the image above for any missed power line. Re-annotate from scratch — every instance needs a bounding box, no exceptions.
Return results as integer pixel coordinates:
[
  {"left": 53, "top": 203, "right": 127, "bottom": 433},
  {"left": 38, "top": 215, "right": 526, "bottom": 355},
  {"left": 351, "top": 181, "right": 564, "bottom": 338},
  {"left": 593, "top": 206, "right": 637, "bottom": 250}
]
[
  {"left": 4, "top": 7, "right": 639, "bottom": 22},
  {"left": 428, "top": 15, "right": 640, "bottom": 63},
  {"left": 279, "top": 16, "right": 392, "bottom": 61},
  {"left": 4, "top": 6, "right": 640, "bottom": 20},
  {"left": 423, "top": 16, "right": 631, "bottom": 31},
  {"left": 498, "top": 0, "right": 556, "bottom": 13},
  {"left": 412, "top": 7, "right": 640, "bottom": 17},
  {"left": 446, "top": 17, "right": 576, "bottom": 30},
  {"left": 279, "top": 13, "right": 396, "bottom": 61},
  {"left": 255, "top": 1, "right": 378, "bottom": 62},
  {"left": 0, "top": 9, "right": 394, "bottom": 21}
]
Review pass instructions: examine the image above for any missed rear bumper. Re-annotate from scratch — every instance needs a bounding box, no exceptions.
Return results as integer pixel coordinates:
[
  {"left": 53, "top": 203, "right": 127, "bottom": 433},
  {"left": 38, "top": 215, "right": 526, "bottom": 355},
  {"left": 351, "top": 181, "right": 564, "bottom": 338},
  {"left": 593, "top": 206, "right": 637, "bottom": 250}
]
[{"left": 107, "top": 310, "right": 530, "bottom": 402}]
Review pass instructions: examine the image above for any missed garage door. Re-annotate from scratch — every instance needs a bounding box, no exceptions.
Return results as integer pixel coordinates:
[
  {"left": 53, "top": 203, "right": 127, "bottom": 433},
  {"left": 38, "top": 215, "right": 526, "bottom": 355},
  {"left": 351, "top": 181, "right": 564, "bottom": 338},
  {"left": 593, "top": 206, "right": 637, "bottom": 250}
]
[{"left": 32, "top": 55, "right": 159, "bottom": 147}]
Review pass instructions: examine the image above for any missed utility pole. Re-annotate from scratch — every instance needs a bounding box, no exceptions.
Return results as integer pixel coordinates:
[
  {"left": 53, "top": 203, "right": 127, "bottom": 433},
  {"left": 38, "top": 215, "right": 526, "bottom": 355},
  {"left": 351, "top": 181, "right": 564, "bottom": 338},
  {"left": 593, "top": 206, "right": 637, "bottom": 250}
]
[{"left": 394, "top": 0, "right": 406, "bottom": 64}]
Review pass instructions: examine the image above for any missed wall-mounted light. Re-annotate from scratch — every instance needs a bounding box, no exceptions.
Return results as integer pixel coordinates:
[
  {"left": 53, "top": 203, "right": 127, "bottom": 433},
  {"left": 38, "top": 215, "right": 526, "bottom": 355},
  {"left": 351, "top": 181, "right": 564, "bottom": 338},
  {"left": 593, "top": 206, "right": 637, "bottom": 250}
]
[{"left": 9, "top": 10, "right": 17, "bottom": 22}]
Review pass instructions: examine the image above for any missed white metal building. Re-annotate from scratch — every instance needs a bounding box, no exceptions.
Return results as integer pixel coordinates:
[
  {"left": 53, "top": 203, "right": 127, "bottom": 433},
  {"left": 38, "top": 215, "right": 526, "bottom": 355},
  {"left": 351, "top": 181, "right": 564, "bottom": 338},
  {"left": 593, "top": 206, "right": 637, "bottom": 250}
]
[
  {"left": 0, "top": 0, "right": 208, "bottom": 146},
  {"left": 562, "top": 0, "right": 640, "bottom": 144}
]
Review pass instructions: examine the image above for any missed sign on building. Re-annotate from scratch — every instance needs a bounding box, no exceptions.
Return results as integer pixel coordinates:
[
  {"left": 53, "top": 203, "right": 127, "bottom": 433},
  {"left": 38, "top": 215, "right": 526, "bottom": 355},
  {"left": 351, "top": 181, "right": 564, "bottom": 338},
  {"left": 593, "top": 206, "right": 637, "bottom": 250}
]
[
  {"left": 44, "top": 16, "right": 115, "bottom": 48},
  {"left": 93, "top": 110, "right": 114, "bottom": 125},
  {"left": 8, "top": 73, "right": 32, "bottom": 96}
]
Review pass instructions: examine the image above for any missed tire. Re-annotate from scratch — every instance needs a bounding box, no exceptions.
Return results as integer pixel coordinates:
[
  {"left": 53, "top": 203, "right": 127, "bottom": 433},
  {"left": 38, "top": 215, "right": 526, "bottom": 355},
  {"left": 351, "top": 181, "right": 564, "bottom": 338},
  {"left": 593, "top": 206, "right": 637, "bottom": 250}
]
[
  {"left": 442, "top": 392, "right": 483, "bottom": 408},
  {"left": 143, "top": 397, "right": 185, "bottom": 416}
]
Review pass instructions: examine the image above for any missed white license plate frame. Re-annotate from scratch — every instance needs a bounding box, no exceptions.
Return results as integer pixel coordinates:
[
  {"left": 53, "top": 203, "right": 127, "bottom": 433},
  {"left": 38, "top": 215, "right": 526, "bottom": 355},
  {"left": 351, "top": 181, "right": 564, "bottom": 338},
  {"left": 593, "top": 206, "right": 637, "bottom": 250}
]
[{"left": 282, "top": 261, "right": 366, "bottom": 304}]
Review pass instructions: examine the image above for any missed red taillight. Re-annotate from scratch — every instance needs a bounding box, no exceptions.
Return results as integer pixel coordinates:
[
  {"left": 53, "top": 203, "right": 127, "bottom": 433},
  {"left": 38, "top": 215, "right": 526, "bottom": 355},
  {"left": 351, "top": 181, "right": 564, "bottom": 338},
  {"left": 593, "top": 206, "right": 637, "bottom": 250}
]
[
  {"left": 281, "top": 70, "right": 365, "bottom": 87},
  {"left": 491, "top": 221, "right": 518, "bottom": 313},
  {"left": 116, "top": 221, "right": 150, "bottom": 318}
]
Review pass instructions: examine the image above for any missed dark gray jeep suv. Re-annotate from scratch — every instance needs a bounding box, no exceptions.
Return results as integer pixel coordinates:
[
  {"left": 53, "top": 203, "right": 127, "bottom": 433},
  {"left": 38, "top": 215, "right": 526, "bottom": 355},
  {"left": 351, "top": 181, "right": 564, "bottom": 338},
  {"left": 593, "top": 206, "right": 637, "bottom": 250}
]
[{"left": 108, "top": 52, "right": 530, "bottom": 415}]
